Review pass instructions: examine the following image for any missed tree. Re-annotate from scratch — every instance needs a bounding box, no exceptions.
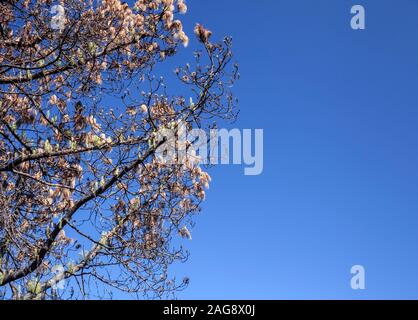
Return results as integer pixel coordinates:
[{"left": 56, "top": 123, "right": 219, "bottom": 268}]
[{"left": 0, "top": 0, "right": 238, "bottom": 299}]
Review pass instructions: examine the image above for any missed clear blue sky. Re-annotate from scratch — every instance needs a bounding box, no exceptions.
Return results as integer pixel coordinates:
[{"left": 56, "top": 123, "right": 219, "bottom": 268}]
[{"left": 162, "top": 0, "right": 418, "bottom": 299}]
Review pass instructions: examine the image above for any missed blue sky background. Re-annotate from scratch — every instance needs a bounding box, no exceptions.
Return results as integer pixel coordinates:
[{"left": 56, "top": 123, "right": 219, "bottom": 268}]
[{"left": 162, "top": 0, "right": 418, "bottom": 300}]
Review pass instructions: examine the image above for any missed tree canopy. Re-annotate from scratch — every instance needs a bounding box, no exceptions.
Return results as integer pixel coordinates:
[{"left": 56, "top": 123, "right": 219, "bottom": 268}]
[{"left": 0, "top": 0, "right": 237, "bottom": 299}]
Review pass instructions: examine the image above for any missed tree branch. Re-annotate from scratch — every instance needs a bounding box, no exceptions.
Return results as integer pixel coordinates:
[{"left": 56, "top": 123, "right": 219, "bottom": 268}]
[{"left": 0, "top": 138, "right": 165, "bottom": 286}]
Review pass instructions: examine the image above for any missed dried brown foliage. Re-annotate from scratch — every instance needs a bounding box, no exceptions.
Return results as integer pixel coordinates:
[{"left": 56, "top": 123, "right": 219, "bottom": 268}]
[{"left": 0, "top": 0, "right": 237, "bottom": 299}]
